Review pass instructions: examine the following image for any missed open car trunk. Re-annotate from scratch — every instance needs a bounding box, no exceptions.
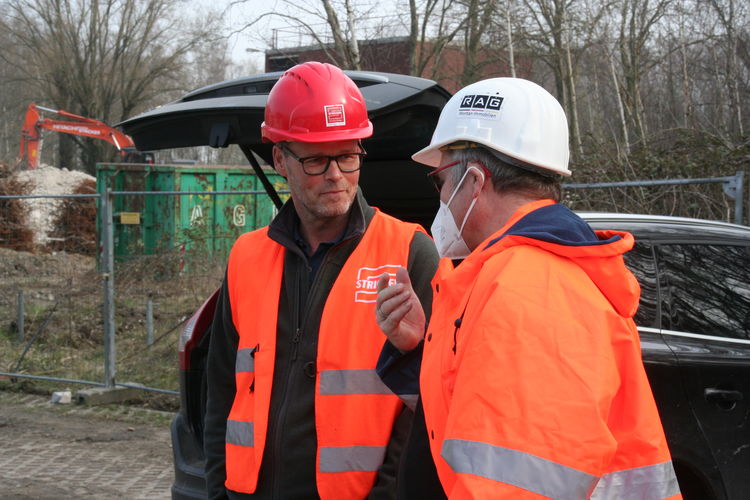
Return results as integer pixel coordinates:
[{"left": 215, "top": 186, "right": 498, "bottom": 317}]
[{"left": 119, "top": 70, "right": 451, "bottom": 229}]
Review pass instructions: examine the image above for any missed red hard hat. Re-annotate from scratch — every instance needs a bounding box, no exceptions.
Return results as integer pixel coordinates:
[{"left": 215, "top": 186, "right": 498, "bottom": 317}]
[{"left": 261, "top": 62, "right": 373, "bottom": 143}]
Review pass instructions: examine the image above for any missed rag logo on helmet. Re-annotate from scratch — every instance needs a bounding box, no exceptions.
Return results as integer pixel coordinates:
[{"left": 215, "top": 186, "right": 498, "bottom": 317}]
[
  {"left": 458, "top": 94, "right": 504, "bottom": 119},
  {"left": 460, "top": 94, "right": 504, "bottom": 110},
  {"left": 324, "top": 104, "right": 346, "bottom": 127},
  {"left": 354, "top": 264, "right": 400, "bottom": 303}
]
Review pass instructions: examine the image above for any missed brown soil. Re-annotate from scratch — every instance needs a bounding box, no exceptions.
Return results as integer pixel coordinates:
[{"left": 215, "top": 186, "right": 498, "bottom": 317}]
[{"left": 0, "top": 246, "right": 95, "bottom": 281}]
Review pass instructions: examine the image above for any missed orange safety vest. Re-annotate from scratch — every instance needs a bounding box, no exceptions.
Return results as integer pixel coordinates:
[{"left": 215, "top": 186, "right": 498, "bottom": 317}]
[
  {"left": 421, "top": 200, "right": 681, "bottom": 499},
  {"left": 224, "top": 209, "right": 424, "bottom": 498}
]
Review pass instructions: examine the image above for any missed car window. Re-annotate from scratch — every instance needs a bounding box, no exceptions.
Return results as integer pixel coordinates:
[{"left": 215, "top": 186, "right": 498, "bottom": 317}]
[
  {"left": 657, "top": 243, "right": 750, "bottom": 340},
  {"left": 623, "top": 241, "right": 658, "bottom": 328}
]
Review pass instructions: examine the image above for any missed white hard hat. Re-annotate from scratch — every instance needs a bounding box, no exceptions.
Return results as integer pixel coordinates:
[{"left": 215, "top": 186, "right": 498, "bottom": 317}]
[{"left": 413, "top": 77, "right": 571, "bottom": 176}]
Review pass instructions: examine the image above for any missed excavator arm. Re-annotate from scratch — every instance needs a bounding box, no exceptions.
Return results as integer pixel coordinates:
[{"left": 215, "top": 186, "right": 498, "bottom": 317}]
[{"left": 18, "top": 103, "right": 144, "bottom": 169}]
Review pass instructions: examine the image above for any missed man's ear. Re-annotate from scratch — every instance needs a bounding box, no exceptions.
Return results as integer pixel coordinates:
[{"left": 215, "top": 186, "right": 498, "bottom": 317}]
[
  {"left": 272, "top": 145, "right": 288, "bottom": 178},
  {"left": 468, "top": 165, "right": 486, "bottom": 198}
]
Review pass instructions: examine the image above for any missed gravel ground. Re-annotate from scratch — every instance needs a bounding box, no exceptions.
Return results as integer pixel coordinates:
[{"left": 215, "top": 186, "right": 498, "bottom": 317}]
[{"left": 0, "top": 388, "right": 175, "bottom": 499}]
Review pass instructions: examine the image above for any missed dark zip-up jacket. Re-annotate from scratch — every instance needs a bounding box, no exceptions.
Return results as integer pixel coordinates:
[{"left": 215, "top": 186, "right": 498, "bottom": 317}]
[{"left": 204, "top": 190, "right": 439, "bottom": 500}]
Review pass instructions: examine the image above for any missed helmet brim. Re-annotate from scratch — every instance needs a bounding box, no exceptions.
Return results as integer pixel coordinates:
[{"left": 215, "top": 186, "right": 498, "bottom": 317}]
[
  {"left": 412, "top": 136, "right": 572, "bottom": 176},
  {"left": 262, "top": 121, "right": 373, "bottom": 143}
]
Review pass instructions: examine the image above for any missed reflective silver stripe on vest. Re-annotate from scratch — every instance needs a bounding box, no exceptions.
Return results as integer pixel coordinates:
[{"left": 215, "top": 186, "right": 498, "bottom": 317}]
[
  {"left": 319, "top": 369, "right": 394, "bottom": 395},
  {"left": 226, "top": 419, "right": 254, "bottom": 447},
  {"left": 591, "top": 461, "right": 680, "bottom": 500},
  {"left": 442, "top": 439, "right": 597, "bottom": 500},
  {"left": 235, "top": 347, "right": 255, "bottom": 373},
  {"left": 401, "top": 394, "right": 418, "bottom": 411},
  {"left": 319, "top": 445, "right": 387, "bottom": 473}
]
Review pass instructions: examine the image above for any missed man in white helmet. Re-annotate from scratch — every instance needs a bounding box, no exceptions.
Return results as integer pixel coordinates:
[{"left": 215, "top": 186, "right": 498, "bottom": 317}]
[{"left": 375, "top": 78, "right": 681, "bottom": 499}]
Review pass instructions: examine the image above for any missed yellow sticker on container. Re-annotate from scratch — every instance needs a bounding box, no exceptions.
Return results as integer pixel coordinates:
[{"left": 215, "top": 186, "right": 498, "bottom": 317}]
[{"left": 120, "top": 212, "right": 141, "bottom": 225}]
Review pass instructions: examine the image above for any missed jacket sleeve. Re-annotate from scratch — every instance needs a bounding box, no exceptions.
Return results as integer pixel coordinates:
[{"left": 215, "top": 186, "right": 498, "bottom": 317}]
[
  {"left": 377, "top": 340, "right": 423, "bottom": 409},
  {"left": 376, "top": 231, "right": 438, "bottom": 401},
  {"left": 203, "top": 272, "right": 239, "bottom": 500},
  {"left": 370, "top": 230, "right": 439, "bottom": 499},
  {"left": 441, "top": 251, "right": 622, "bottom": 499}
]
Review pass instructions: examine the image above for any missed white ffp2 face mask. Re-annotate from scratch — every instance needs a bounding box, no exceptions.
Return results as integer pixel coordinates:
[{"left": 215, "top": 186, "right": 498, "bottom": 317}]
[{"left": 430, "top": 166, "right": 484, "bottom": 259}]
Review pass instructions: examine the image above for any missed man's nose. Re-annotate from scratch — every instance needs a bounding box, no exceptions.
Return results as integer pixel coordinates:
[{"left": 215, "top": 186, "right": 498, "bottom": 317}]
[{"left": 324, "top": 159, "right": 344, "bottom": 180}]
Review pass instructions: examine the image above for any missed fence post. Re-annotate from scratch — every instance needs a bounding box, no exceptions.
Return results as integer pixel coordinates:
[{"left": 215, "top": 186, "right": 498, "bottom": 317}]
[
  {"left": 101, "top": 189, "right": 116, "bottom": 388},
  {"left": 146, "top": 297, "right": 154, "bottom": 347},
  {"left": 734, "top": 171, "right": 745, "bottom": 225},
  {"left": 16, "top": 290, "right": 24, "bottom": 343}
]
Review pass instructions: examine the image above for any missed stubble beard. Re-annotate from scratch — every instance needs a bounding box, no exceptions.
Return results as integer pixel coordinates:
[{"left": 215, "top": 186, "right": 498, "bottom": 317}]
[
  {"left": 312, "top": 189, "right": 356, "bottom": 219},
  {"left": 295, "top": 185, "right": 356, "bottom": 223}
]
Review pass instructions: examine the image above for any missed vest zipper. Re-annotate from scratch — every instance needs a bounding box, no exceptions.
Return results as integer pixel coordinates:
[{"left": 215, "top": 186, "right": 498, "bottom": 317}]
[
  {"left": 271, "top": 256, "right": 310, "bottom": 498},
  {"left": 291, "top": 327, "right": 302, "bottom": 360},
  {"left": 272, "top": 246, "right": 339, "bottom": 497}
]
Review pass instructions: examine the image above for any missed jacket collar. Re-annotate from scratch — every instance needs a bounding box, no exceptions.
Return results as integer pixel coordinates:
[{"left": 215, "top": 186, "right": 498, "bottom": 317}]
[{"left": 267, "top": 187, "right": 374, "bottom": 251}]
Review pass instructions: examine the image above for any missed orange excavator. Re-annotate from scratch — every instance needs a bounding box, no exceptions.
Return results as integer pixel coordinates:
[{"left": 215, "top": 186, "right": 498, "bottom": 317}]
[{"left": 18, "top": 103, "right": 153, "bottom": 169}]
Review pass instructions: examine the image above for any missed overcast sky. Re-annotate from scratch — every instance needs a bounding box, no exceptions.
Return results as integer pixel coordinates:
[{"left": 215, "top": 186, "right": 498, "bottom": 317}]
[{"left": 197, "top": 0, "right": 288, "bottom": 68}]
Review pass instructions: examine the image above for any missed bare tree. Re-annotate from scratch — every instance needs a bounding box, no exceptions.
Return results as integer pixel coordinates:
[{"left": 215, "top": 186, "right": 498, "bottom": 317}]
[
  {"left": 232, "top": 0, "right": 374, "bottom": 70},
  {"left": 233, "top": 0, "right": 469, "bottom": 81},
  {"left": 320, "top": 0, "right": 363, "bottom": 68},
  {"left": 507, "top": 0, "right": 518, "bottom": 77},
  {"left": 458, "top": 0, "right": 497, "bottom": 85},
  {"left": 520, "top": 0, "right": 603, "bottom": 156},
  {"left": 702, "top": 0, "right": 747, "bottom": 139},
  {"left": 615, "top": 0, "right": 672, "bottom": 147},
  {"left": 1, "top": 0, "right": 221, "bottom": 173},
  {"left": 0, "top": 3, "right": 32, "bottom": 164},
  {"left": 408, "top": 0, "right": 465, "bottom": 79}
]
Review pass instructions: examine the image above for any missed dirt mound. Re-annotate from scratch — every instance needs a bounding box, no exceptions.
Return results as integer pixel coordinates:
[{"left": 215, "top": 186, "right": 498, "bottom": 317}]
[{"left": 13, "top": 165, "right": 96, "bottom": 246}]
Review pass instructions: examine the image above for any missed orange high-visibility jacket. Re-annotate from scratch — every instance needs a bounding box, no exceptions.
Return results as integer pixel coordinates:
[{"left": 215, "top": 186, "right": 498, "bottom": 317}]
[
  {"left": 225, "top": 209, "right": 423, "bottom": 498},
  {"left": 421, "top": 199, "right": 681, "bottom": 499}
]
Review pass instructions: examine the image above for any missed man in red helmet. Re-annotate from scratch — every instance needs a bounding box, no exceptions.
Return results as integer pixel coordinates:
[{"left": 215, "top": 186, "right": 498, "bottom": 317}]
[{"left": 203, "top": 61, "right": 439, "bottom": 500}]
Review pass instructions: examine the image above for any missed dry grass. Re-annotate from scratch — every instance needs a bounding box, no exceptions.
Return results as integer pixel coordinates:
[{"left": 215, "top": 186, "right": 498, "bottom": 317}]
[{"left": 0, "top": 247, "right": 224, "bottom": 412}]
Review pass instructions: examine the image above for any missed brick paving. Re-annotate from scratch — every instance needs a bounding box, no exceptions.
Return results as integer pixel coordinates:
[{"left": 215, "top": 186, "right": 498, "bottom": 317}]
[{"left": 0, "top": 390, "right": 174, "bottom": 499}]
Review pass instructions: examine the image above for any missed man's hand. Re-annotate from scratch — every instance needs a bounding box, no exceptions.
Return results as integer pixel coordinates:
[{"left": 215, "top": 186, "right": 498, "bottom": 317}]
[{"left": 375, "top": 267, "right": 425, "bottom": 352}]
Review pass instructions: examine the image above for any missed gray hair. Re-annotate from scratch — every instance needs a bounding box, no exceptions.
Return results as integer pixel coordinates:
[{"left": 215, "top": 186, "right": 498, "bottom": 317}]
[{"left": 448, "top": 146, "right": 562, "bottom": 202}]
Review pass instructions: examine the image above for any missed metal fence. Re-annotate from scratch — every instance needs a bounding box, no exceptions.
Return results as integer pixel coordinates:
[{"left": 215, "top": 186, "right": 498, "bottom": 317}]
[
  {"left": 0, "top": 172, "right": 747, "bottom": 398},
  {"left": 0, "top": 189, "right": 287, "bottom": 400},
  {"left": 564, "top": 171, "right": 747, "bottom": 225}
]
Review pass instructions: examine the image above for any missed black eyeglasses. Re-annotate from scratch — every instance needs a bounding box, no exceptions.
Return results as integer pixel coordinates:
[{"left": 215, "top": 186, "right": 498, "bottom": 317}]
[{"left": 279, "top": 143, "right": 367, "bottom": 175}]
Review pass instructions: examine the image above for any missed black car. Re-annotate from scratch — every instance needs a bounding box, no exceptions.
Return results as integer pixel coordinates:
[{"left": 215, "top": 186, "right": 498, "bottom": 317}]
[
  {"left": 120, "top": 72, "right": 750, "bottom": 500},
  {"left": 584, "top": 213, "right": 750, "bottom": 500}
]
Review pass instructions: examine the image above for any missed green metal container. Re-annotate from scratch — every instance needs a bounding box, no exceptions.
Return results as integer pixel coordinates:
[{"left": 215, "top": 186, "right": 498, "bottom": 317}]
[{"left": 96, "top": 163, "right": 288, "bottom": 263}]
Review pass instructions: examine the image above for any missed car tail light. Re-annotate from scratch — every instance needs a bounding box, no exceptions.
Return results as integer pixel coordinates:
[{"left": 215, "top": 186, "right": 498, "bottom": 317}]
[{"left": 179, "top": 288, "right": 220, "bottom": 370}]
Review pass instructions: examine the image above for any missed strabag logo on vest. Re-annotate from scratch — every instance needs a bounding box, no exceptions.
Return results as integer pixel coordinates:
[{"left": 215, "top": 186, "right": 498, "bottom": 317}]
[
  {"left": 458, "top": 94, "right": 504, "bottom": 120},
  {"left": 324, "top": 104, "right": 346, "bottom": 127},
  {"left": 354, "top": 264, "right": 400, "bottom": 303}
]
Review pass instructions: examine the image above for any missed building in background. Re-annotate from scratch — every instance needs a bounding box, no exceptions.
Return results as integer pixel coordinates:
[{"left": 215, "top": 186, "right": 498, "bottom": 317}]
[{"left": 265, "top": 36, "right": 531, "bottom": 93}]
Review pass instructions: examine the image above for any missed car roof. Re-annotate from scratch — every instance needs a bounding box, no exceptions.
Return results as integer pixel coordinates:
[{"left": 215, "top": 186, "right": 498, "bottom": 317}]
[{"left": 581, "top": 212, "right": 750, "bottom": 241}]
